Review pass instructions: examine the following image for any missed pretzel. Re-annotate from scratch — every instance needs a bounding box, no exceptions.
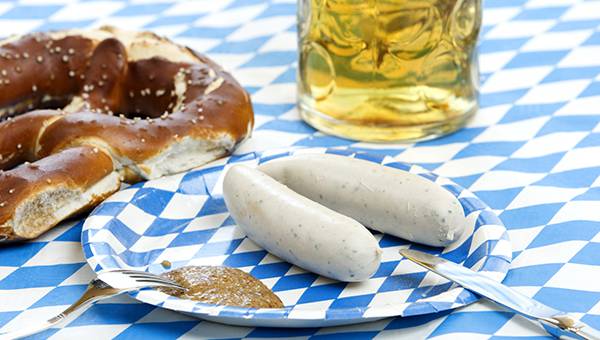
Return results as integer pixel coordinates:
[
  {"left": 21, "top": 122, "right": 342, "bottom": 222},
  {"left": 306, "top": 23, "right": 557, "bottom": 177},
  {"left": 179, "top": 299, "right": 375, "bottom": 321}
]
[{"left": 0, "top": 26, "right": 254, "bottom": 241}]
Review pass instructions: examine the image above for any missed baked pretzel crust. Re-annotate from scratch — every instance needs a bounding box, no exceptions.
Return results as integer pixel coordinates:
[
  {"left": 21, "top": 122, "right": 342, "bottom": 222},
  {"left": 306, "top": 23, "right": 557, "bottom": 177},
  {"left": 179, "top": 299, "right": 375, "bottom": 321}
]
[{"left": 0, "top": 26, "right": 254, "bottom": 241}]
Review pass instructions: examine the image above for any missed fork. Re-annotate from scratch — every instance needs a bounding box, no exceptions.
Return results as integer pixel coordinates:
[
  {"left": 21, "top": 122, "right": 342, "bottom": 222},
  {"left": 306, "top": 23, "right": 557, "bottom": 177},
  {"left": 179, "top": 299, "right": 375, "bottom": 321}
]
[{"left": 0, "top": 269, "right": 185, "bottom": 340}]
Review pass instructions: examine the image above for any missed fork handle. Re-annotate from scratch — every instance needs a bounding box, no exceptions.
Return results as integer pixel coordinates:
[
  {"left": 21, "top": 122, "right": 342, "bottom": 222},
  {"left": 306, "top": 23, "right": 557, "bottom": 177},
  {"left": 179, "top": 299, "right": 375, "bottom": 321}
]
[{"left": 0, "top": 279, "right": 123, "bottom": 340}]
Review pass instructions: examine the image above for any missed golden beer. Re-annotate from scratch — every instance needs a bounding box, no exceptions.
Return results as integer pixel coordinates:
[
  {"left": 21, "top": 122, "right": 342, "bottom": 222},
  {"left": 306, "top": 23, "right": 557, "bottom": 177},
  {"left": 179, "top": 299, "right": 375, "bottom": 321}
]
[{"left": 298, "top": 0, "right": 482, "bottom": 142}]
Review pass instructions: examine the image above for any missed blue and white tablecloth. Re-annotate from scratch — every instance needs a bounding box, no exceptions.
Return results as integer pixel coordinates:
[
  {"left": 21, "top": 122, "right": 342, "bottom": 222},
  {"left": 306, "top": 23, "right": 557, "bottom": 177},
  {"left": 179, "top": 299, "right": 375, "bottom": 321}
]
[{"left": 1, "top": 0, "right": 599, "bottom": 339}]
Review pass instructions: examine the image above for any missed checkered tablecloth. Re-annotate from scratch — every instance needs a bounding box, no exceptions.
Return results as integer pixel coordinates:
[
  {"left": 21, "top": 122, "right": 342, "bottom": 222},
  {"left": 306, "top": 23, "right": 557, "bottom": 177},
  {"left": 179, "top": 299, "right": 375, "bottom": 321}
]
[{"left": 1, "top": 0, "right": 599, "bottom": 339}]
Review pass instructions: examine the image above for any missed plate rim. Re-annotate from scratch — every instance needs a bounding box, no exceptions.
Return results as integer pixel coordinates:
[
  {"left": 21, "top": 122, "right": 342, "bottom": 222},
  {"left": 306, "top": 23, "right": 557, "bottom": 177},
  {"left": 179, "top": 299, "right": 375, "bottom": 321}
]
[{"left": 81, "top": 147, "right": 512, "bottom": 326}]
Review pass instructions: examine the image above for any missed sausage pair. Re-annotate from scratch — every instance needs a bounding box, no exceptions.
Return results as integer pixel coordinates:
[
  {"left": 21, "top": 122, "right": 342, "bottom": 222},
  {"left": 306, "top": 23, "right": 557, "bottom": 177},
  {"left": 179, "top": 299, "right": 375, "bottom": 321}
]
[{"left": 223, "top": 154, "right": 467, "bottom": 282}]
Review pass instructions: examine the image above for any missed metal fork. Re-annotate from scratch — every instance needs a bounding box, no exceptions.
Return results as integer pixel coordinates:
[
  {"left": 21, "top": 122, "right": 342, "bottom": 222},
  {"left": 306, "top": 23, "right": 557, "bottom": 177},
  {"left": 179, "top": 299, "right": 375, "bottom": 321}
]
[{"left": 0, "top": 269, "right": 185, "bottom": 340}]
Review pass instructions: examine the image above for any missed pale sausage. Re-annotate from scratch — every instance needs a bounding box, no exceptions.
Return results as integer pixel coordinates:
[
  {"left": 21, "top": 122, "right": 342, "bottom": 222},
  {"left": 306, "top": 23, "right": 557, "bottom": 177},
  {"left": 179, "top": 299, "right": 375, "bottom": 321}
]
[
  {"left": 223, "top": 164, "right": 382, "bottom": 282},
  {"left": 259, "top": 154, "right": 465, "bottom": 247}
]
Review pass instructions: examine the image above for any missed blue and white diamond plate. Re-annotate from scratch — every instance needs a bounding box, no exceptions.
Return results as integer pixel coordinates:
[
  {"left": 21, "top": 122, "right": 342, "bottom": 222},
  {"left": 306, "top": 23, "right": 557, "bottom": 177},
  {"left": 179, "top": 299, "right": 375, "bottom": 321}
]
[{"left": 81, "top": 148, "right": 512, "bottom": 328}]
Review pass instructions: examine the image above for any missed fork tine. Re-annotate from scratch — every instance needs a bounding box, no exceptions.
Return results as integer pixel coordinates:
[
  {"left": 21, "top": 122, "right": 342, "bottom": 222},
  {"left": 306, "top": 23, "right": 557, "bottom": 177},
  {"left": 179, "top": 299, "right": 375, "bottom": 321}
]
[
  {"left": 127, "top": 274, "right": 179, "bottom": 285},
  {"left": 108, "top": 269, "right": 149, "bottom": 274},
  {"left": 101, "top": 269, "right": 185, "bottom": 290},
  {"left": 115, "top": 270, "right": 159, "bottom": 277},
  {"left": 135, "top": 279, "right": 185, "bottom": 290},
  {"left": 105, "top": 269, "right": 167, "bottom": 279},
  {"left": 123, "top": 272, "right": 178, "bottom": 284}
]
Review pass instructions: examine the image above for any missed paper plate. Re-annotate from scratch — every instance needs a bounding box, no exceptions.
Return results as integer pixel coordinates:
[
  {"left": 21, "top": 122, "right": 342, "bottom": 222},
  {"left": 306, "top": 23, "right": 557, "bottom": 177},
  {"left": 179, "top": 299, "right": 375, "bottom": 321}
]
[{"left": 81, "top": 148, "right": 511, "bottom": 327}]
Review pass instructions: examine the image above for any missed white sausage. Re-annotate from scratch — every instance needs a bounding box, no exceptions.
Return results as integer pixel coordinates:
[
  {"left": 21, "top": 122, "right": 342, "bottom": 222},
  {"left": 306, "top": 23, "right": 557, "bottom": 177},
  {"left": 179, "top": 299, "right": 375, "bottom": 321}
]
[
  {"left": 222, "top": 165, "right": 382, "bottom": 282},
  {"left": 258, "top": 154, "right": 466, "bottom": 247}
]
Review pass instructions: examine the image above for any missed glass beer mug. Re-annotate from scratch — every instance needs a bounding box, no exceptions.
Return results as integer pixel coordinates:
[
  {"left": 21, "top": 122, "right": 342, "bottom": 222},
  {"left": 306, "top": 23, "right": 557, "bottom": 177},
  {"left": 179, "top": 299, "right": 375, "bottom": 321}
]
[{"left": 297, "top": 0, "right": 482, "bottom": 142}]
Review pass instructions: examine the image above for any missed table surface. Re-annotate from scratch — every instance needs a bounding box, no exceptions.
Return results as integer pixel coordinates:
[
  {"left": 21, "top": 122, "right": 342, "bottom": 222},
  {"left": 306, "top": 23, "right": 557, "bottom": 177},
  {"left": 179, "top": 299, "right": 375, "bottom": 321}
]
[{"left": 0, "top": 0, "right": 599, "bottom": 339}]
